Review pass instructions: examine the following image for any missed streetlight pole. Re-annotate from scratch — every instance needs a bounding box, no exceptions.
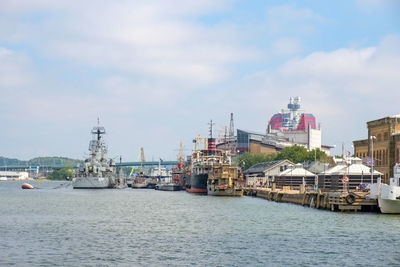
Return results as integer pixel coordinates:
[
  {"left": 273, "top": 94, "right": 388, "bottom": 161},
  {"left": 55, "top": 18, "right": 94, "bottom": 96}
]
[{"left": 370, "top": 135, "right": 376, "bottom": 184}]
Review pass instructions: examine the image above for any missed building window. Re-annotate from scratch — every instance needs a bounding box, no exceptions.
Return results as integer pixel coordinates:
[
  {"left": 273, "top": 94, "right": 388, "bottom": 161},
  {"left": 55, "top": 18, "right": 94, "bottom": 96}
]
[
  {"left": 383, "top": 150, "right": 386, "bottom": 165},
  {"left": 384, "top": 132, "right": 389, "bottom": 140},
  {"left": 377, "top": 133, "right": 382, "bottom": 141},
  {"left": 397, "top": 148, "right": 400, "bottom": 163},
  {"left": 386, "top": 149, "right": 388, "bottom": 165}
]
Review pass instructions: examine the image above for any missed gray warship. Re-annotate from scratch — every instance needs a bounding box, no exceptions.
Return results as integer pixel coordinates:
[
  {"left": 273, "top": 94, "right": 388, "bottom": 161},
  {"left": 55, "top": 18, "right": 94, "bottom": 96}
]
[{"left": 73, "top": 124, "right": 117, "bottom": 189}]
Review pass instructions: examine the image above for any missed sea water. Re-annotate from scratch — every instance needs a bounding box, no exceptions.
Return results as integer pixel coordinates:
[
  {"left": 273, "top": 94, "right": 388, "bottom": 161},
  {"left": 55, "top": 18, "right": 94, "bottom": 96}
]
[{"left": 1, "top": 181, "right": 400, "bottom": 266}]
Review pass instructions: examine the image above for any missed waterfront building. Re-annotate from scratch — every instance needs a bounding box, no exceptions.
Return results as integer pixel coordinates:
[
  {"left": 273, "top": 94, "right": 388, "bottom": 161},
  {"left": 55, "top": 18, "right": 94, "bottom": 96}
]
[
  {"left": 268, "top": 97, "right": 316, "bottom": 132},
  {"left": 304, "top": 161, "right": 330, "bottom": 175},
  {"left": 232, "top": 97, "right": 333, "bottom": 156},
  {"left": 275, "top": 163, "right": 316, "bottom": 190},
  {"left": 319, "top": 157, "right": 381, "bottom": 191},
  {"left": 353, "top": 115, "right": 400, "bottom": 183},
  {"left": 235, "top": 129, "right": 332, "bottom": 156},
  {"left": 243, "top": 159, "right": 294, "bottom": 186},
  {"left": 0, "top": 171, "right": 29, "bottom": 180}
]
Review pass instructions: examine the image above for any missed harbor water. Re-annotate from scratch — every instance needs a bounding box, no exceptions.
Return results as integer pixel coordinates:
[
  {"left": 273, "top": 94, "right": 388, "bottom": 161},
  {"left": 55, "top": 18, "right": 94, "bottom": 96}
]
[{"left": 1, "top": 181, "right": 400, "bottom": 266}]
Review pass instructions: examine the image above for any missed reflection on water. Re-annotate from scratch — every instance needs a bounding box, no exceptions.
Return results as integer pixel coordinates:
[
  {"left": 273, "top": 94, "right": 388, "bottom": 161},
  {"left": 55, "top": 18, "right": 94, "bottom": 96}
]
[{"left": 1, "top": 181, "right": 400, "bottom": 266}]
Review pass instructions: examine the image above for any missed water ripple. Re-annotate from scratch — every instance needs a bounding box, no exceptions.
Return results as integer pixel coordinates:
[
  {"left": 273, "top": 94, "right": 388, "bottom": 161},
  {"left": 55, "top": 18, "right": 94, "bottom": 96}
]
[{"left": 1, "top": 181, "right": 400, "bottom": 266}]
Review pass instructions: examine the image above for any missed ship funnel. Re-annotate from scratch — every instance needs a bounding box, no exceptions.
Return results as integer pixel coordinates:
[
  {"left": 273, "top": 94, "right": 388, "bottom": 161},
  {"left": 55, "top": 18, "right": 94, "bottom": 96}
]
[{"left": 208, "top": 138, "right": 216, "bottom": 155}]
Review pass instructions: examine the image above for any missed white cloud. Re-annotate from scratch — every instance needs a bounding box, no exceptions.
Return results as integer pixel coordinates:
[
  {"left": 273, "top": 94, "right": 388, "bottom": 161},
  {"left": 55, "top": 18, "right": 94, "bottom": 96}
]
[
  {"left": 0, "top": 0, "right": 256, "bottom": 160},
  {"left": 265, "top": 5, "right": 324, "bottom": 35},
  {"left": 0, "top": 47, "right": 34, "bottom": 90},
  {"left": 0, "top": 1, "right": 398, "bottom": 160},
  {"left": 231, "top": 34, "right": 400, "bottom": 148},
  {"left": 272, "top": 38, "right": 303, "bottom": 56},
  {"left": 0, "top": 0, "right": 251, "bottom": 86},
  {"left": 267, "top": 5, "right": 323, "bottom": 22}
]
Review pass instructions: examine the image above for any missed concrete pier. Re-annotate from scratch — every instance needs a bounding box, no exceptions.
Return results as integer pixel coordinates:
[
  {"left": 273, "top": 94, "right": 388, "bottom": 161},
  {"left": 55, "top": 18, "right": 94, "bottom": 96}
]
[{"left": 243, "top": 187, "right": 379, "bottom": 212}]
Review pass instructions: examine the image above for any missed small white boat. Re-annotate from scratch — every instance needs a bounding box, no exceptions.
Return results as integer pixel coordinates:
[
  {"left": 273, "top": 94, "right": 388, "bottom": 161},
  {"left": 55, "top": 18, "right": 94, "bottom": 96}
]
[
  {"left": 132, "top": 176, "right": 148, "bottom": 189},
  {"left": 132, "top": 182, "right": 148, "bottom": 188},
  {"left": 378, "top": 182, "right": 400, "bottom": 213},
  {"left": 370, "top": 164, "right": 400, "bottom": 214}
]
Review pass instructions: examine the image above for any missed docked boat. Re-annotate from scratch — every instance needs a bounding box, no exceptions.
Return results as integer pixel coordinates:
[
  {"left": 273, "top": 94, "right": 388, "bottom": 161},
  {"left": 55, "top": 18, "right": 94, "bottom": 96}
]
[
  {"left": 73, "top": 123, "right": 117, "bottom": 189},
  {"left": 126, "top": 176, "right": 133, "bottom": 187},
  {"left": 378, "top": 182, "right": 400, "bottom": 213},
  {"left": 187, "top": 135, "right": 224, "bottom": 194},
  {"left": 370, "top": 164, "right": 400, "bottom": 213},
  {"left": 207, "top": 155, "right": 243, "bottom": 197},
  {"left": 131, "top": 148, "right": 150, "bottom": 189},
  {"left": 132, "top": 175, "right": 148, "bottom": 189},
  {"left": 155, "top": 182, "right": 181, "bottom": 191},
  {"left": 149, "top": 166, "right": 171, "bottom": 180},
  {"left": 146, "top": 177, "right": 157, "bottom": 189},
  {"left": 148, "top": 161, "right": 171, "bottom": 188},
  {"left": 155, "top": 168, "right": 183, "bottom": 191}
]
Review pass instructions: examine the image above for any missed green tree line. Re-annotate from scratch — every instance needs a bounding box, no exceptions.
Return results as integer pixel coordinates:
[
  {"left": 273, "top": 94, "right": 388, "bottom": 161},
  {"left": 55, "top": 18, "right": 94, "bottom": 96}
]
[
  {"left": 0, "top": 156, "right": 82, "bottom": 167},
  {"left": 237, "top": 145, "right": 331, "bottom": 170},
  {"left": 47, "top": 167, "right": 75, "bottom": 180}
]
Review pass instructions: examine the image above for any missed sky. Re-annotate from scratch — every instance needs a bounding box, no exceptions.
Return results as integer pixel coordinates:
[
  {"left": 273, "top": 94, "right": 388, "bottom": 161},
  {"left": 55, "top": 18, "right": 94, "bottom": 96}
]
[{"left": 0, "top": 0, "right": 399, "bottom": 161}]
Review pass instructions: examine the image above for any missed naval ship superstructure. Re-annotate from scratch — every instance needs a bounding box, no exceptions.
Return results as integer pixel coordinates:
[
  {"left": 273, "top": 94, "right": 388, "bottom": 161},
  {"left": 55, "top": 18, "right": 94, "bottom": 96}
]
[{"left": 73, "top": 125, "right": 117, "bottom": 189}]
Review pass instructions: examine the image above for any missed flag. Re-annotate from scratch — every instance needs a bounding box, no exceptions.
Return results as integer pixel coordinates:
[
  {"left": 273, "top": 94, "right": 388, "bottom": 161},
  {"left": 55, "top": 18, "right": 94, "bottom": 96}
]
[{"left": 362, "top": 157, "right": 374, "bottom": 167}]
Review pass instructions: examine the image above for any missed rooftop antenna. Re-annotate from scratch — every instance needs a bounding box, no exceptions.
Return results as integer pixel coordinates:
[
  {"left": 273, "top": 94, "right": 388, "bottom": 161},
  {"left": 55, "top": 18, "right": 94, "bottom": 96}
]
[{"left": 229, "top": 113, "right": 235, "bottom": 137}]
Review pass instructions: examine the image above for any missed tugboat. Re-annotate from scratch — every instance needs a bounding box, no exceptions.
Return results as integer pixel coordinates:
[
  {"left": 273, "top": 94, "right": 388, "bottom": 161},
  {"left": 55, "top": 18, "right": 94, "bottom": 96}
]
[
  {"left": 73, "top": 122, "right": 117, "bottom": 189},
  {"left": 207, "top": 152, "right": 243, "bottom": 197}
]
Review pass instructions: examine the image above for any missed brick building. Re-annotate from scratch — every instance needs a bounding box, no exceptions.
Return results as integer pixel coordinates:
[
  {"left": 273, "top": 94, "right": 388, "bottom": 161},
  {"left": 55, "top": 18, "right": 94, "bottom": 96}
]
[{"left": 353, "top": 115, "right": 400, "bottom": 183}]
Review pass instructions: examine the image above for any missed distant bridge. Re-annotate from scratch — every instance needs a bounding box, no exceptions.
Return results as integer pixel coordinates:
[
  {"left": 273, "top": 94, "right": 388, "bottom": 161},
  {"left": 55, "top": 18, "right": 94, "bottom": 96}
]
[{"left": 0, "top": 161, "right": 180, "bottom": 171}]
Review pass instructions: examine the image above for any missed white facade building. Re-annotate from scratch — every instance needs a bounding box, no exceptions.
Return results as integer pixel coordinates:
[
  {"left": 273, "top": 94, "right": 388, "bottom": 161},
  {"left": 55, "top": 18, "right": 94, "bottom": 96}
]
[{"left": 0, "top": 171, "right": 29, "bottom": 180}]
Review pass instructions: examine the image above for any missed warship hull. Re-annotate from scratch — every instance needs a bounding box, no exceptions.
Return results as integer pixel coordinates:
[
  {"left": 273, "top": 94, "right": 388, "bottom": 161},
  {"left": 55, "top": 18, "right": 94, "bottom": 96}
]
[{"left": 73, "top": 177, "right": 111, "bottom": 189}]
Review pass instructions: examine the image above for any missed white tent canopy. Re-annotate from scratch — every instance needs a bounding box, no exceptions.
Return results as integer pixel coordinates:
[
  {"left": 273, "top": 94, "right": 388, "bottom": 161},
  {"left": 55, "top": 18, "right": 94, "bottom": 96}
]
[
  {"left": 323, "top": 157, "right": 382, "bottom": 176},
  {"left": 279, "top": 163, "right": 316, "bottom": 177}
]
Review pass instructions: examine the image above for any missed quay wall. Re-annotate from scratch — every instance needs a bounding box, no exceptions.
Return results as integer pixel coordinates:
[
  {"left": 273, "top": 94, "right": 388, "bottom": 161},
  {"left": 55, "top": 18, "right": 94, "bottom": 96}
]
[{"left": 244, "top": 187, "right": 379, "bottom": 213}]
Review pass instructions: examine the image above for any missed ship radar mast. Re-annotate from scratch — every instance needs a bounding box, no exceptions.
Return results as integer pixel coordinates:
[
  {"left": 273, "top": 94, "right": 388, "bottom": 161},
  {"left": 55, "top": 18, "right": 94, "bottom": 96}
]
[
  {"left": 89, "top": 119, "right": 107, "bottom": 156},
  {"left": 209, "top": 119, "right": 215, "bottom": 138},
  {"left": 92, "top": 118, "right": 106, "bottom": 141}
]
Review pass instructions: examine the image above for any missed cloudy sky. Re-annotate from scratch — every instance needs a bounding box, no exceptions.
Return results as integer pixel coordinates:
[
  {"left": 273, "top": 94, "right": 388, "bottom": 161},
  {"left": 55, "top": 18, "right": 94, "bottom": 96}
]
[{"left": 0, "top": 0, "right": 399, "bottom": 161}]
